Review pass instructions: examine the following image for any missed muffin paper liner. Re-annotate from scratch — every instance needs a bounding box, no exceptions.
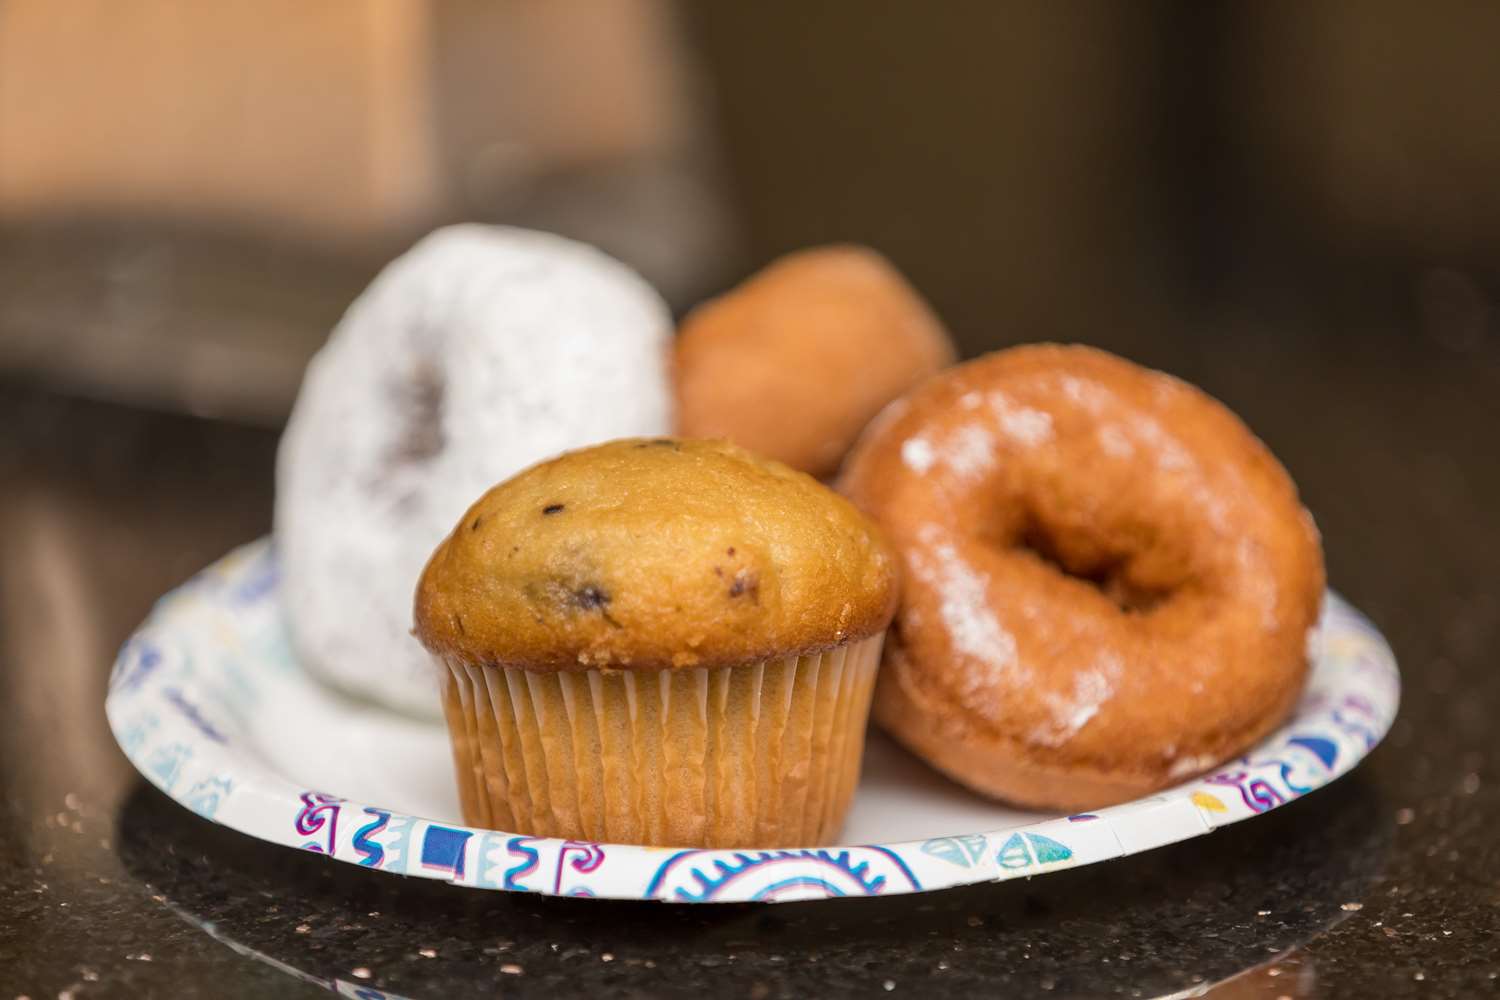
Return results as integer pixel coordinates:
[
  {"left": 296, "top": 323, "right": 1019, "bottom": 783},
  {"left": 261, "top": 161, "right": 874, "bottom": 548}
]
[{"left": 440, "top": 635, "right": 882, "bottom": 848}]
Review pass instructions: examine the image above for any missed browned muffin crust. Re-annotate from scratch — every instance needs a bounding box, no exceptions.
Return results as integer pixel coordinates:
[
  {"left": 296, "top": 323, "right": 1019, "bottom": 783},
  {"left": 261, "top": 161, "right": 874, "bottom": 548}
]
[
  {"left": 839, "top": 344, "right": 1325, "bottom": 811},
  {"left": 415, "top": 438, "right": 898, "bottom": 671},
  {"left": 675, "top": 245, "right": 956, "bottom": 478}
]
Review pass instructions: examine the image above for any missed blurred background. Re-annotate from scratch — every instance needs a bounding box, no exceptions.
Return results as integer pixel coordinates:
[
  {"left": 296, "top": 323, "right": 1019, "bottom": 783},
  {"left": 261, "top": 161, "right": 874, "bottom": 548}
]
[
  {"left": 3, "top": 4, "right": 1499, "bottom": 994},
  {"left": 3, "top": 0, "right": 1499, "bottom": 421}
]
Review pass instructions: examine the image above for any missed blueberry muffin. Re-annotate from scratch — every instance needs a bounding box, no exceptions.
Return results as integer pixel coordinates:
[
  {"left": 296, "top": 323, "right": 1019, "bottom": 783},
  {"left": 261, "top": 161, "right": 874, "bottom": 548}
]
[{"left": 414, "top": 438, "right": 897, "bottom": 848}]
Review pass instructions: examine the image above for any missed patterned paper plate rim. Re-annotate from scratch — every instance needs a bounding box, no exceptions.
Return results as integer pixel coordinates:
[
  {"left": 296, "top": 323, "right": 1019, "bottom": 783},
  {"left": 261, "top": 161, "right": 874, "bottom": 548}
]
[{"left": 106, "top": 540, "right": 1399, "bottom": 904}]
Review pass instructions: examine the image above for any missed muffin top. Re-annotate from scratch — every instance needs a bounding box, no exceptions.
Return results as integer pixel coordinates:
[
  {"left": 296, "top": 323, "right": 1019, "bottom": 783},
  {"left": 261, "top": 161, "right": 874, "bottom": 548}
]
[{"left": 413, "top": 438, "right": 897, "bottom": 670}]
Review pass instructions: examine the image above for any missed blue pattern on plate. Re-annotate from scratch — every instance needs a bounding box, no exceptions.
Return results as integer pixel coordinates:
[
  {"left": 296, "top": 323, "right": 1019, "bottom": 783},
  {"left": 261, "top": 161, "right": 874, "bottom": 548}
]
[{"left": 103, "top": 539, "right": 1401, "bottom": 903}]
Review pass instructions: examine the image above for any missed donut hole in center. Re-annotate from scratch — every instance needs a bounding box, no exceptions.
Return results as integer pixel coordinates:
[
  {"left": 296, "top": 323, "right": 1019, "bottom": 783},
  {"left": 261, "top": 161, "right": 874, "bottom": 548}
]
[
  {"left": 386, "top": 360, "right": 447, "bottom": 466},
  {"left": 1016, "top": 517, "right": 1173, "bottom": 614}
]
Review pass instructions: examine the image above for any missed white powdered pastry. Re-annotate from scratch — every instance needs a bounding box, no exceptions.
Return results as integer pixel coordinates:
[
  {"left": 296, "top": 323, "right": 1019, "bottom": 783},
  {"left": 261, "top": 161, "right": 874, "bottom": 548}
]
[{"left": 275, "top": 225, "right": 672, "bottom": 717}]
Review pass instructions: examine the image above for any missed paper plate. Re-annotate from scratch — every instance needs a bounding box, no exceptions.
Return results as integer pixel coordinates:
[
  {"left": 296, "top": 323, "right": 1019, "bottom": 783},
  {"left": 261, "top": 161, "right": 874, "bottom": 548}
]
[{"left": 106, "top": 540, "right": 1399, "bottom": 903}]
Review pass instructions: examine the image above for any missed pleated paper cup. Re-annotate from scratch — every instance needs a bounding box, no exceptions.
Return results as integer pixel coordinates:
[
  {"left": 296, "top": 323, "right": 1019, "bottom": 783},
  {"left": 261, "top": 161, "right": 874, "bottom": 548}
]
[{"left": 438, "top": 632, "right": 884, "bottom": 849}]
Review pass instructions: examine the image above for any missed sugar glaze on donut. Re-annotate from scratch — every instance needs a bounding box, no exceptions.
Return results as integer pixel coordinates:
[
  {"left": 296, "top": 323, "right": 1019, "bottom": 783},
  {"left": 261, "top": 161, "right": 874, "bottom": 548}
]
[{"left": 840, "top": 344, "right": 1324, "bottom": 811}]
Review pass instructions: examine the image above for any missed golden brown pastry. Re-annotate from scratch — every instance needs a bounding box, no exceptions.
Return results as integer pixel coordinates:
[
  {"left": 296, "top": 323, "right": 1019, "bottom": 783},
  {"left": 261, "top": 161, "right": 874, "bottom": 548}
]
[
  {"left": 839, "top": 345, "right": 1325, "bottom": 812},
  {"left": 674, "top": 245, "right": 956, "bottom": 478},
  {"left": 415, "top": 437, "right": 898, "bottom": 847}
]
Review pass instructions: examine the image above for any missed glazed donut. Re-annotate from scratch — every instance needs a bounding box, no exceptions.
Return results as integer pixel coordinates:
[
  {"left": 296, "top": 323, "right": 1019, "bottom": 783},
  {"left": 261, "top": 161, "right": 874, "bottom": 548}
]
[
  {"left": 675, "top": 245, "right": 955, "bottom": 478},
  {"left": 839, "top": 344, "right": 1324, "bottom": 811},
  {"left": 276, "top": 225, "right": 672, "bottom": 717}
]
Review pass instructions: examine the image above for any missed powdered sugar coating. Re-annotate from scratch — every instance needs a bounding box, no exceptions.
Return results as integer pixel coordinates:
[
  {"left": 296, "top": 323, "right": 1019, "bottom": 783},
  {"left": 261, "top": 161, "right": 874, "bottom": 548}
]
[
  {"left": 988, "top": 391, "right": 1054, "bottom": 447},
  {"left": 943, "top": 424, "right": 998, "bottom": 480},
  {"left": 895, "top": 388, "right": 1054, "bottom": 485},
  {"left": 907, "top": 524, "right": 1125, "bottom": 746},
  {"left": 1097, "top": 424, "right": 1134, "bottom": 458},
  {"left": 1037, "top": 656, "right": 1122, "bottom": 747},
  {"left": 275, "top": 225, "right": 672, "bottom": 716},
  {"left": 901, "top": 436, "right": 936, "bottom": 474},
  {"left": 908, "top": 525, "right": 1018, "bottom": 683}
]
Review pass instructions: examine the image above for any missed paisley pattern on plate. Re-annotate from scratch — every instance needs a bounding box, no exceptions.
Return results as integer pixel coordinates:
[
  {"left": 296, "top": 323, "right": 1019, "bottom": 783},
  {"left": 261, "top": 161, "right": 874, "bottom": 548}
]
[{"left": 105, "top": 540, "right": 1400, "bottom": 903}]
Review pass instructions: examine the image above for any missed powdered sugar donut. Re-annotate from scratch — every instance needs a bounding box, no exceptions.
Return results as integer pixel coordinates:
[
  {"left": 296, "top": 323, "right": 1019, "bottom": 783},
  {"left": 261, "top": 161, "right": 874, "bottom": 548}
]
[{"left": 276, "top": 225, "right": 672, "bottom": 716}]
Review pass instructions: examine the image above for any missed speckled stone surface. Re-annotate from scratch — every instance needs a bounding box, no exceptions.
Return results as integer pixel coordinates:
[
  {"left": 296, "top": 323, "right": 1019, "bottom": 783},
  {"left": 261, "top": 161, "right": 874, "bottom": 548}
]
[{"left": 1, "top": 315, "right": 1497, "bottom": 997}]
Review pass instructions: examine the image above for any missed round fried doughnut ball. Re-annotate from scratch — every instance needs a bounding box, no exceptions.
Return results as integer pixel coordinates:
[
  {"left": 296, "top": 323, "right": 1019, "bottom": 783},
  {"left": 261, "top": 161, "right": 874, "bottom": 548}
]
[{"left": 675, "top": 245, "right": 955, "bottom": 478}]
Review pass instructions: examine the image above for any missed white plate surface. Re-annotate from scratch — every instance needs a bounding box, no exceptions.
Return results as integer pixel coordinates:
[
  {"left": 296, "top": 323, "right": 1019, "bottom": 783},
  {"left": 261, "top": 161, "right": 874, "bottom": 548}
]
[{"left": 106, "top": 540, "right": 1399, "bottom": 903}]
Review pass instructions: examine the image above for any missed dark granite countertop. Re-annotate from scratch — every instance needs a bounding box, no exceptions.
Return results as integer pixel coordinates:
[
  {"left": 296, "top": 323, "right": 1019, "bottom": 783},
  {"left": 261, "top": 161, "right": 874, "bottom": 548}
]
[{"left": 2, "top": 313, "right": 1497, "bottom": 998}]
